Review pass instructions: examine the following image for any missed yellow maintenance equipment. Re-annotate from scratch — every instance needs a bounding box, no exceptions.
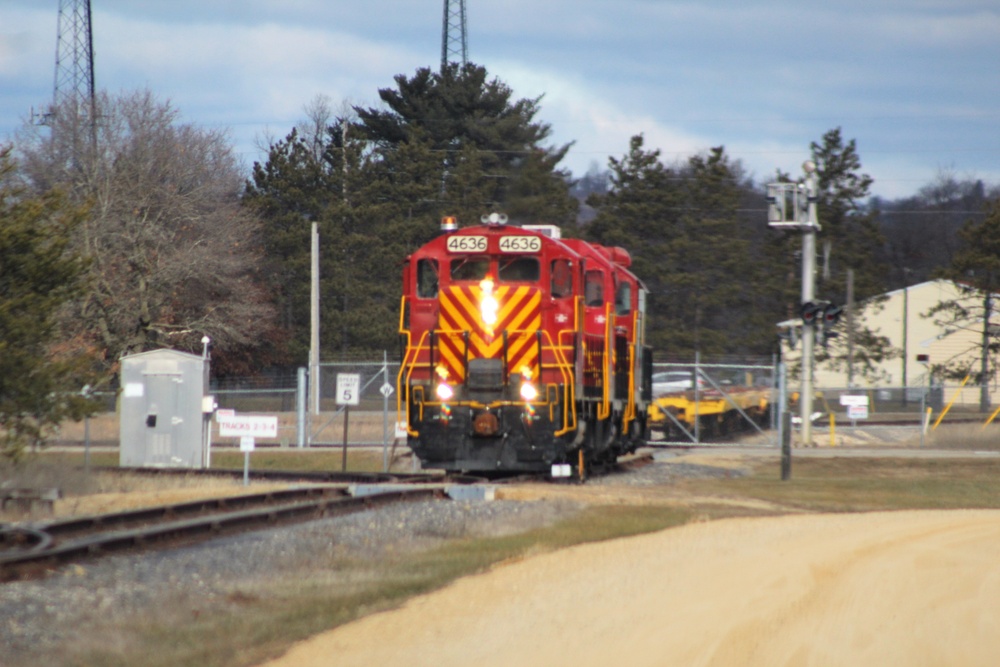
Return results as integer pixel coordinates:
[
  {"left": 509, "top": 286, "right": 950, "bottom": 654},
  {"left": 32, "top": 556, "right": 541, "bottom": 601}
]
[{"left": 649, "top": 387, "right": 771, "bottom": 438}]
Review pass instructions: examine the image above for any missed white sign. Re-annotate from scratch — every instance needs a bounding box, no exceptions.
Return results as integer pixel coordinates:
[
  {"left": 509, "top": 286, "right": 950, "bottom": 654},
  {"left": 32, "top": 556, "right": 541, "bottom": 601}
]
[
  {"left": 240, "top": 435, "right": 255, "bottom": 452},
  {"left": 218, "top": 414, "right": 278, "bottom": 438},
  {"left": 839, "top": 394, "right": 869, "bottom": 407},
  {"left": 337, "top": 373, "right": 361, "bottom": 405},
  {"left": 848, "top": 404, "right": 869, "bottom": 420},
  {"left": 497, "top": 235, "right": 542, "bottom": 253},
  {"left": 446, "top": 235, "right": 487, "bottom": 253},
  {"left": 395, "top": 421, "right": 408, "bottom": 439},
  {"left": 380, "top": 382, "right": 394, "bottom": 397}
]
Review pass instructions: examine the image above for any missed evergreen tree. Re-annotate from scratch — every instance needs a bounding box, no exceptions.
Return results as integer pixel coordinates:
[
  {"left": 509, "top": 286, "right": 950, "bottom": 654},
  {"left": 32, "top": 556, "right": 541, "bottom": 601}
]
[
  {"left": 926, "top": 197, "right": 1000, "bottom": 410},
  {"left": 248, "top": 65, "right": 581, "bottom": 362},
  {"left": 584, "top": 137, "right": 756, "bottom": 357},
  {"left": 811, "top": 128, "right": 886, "bottom": 302},
  {"left": 354, "top": 63, "right": 577, "bottom": 226},
  {"left": 0, "top": 147, "right": 98, "bottom": 459}
]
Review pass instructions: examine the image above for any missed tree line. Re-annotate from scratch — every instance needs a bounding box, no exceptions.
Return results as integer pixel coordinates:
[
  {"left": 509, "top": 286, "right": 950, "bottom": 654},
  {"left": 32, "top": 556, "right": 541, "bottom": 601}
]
[{"left": 3, "top": 62, "right": 999, "bottom": 456}]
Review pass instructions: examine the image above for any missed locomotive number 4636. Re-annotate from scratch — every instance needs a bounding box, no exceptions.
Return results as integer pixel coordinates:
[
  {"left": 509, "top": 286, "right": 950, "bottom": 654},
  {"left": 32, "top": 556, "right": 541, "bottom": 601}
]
[
  {"left": 446, "top": 235, "right": 488, "bottom": 252},
  {"left": 498, "top": 236, "right": 541, "bottom": 253}
]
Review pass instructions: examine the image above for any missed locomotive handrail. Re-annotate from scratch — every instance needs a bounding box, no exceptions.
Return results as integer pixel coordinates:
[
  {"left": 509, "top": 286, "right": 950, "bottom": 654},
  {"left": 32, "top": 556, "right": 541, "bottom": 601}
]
[
  {"left": 599, "top": 302, "right": 612, "bottom": 420},
  {"left": 621, "top": 309, "right": 641, "bottom": 435}
]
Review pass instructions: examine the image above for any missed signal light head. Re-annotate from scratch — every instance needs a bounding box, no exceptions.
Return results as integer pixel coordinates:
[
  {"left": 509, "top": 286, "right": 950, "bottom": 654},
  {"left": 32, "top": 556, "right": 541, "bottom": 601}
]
[
  {"left": 800, "top": 301, "right": 823, "bottom": 325},
  {"left": 823, "top": 304, "right": 843, "bottom": 326}
]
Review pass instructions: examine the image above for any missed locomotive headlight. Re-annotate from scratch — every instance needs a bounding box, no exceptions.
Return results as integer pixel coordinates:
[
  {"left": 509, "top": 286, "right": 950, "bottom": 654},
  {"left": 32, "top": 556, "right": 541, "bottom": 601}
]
[{"left": 479, "top": 277, "right": 498, "bottom": 334}]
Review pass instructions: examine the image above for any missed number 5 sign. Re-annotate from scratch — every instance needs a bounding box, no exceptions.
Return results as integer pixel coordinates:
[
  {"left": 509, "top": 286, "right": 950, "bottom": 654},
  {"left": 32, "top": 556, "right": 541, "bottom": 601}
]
[{"left": 336, "top": 373, "right": 361, "bottom": 406}]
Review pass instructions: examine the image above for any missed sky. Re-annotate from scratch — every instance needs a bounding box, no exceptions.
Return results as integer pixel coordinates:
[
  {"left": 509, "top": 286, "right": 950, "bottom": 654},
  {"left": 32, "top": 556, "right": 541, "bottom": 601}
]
[{"left": 2, "top": 1, "right": 999, "bottom": 200}]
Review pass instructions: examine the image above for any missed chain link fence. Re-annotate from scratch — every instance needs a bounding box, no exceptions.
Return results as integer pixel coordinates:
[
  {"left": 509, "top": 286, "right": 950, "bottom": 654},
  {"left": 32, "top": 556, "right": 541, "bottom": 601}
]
[{"left": 650, "top": 358, "right": 778, "bottom": 447}]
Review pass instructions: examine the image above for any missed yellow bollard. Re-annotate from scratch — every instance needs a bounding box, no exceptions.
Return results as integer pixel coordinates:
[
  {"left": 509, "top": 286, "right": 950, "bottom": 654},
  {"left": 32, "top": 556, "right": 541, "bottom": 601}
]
[
  {"left": 983, "top": 404, "right": 1000, "bottom": 430},
  {"left": 932, "top": 374, "right": 971, "bottom": 430},
  {"left": 829, "top": 413, "right": 836, "bottom": 447}
]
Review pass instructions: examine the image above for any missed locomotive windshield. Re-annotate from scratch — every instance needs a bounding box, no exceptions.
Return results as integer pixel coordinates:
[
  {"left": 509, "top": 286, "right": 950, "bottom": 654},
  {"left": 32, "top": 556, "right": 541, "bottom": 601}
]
[
  {"left": 498, "top": 257, "right": 539, "bottom": 282},
  {"left": 450, "top": 257, "right": 490, "bottom": 281}
]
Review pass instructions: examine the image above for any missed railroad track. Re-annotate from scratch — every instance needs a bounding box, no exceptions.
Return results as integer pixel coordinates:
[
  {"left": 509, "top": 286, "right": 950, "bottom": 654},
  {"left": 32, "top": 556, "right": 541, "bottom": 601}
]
[
  {"left": 0, "top": 454, "right": 657, "bottom": 582},
  {"left": 0, "top": 485, "right": 444, "bottom": 583}
]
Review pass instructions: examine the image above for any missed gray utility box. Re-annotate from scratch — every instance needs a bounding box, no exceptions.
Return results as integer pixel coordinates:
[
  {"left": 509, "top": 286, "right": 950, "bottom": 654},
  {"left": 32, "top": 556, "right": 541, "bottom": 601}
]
[{"left": 119, "top": 349, "right": 211, "bottom": 468}]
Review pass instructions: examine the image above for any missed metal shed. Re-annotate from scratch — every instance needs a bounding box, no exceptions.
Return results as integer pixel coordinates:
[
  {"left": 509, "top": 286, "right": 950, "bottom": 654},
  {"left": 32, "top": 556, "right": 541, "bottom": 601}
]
[{"left": 119, "top": 349, "right": 211, "bottom": 468}]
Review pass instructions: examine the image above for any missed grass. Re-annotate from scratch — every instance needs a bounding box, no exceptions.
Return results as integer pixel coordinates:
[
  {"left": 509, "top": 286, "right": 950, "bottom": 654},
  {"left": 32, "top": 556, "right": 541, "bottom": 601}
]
[
  {"left": 39, "top": 504, "right": 692, "bottom": 667},
  {"left": 8, "top": 449, "right": 1000, "bottom": 666},
  {"left": 680, "top": 456, "right": 1000, "bottom": 513}
]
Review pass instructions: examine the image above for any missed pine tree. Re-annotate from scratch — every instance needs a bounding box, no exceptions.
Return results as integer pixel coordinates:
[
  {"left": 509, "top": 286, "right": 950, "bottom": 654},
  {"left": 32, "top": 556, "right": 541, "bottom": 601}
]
[
  {"left": 926, "top": 198, "right": 1000, "bottom": 410},
  {"left": 585, "top": 137, "right": 758, "bottom": 358},
  {"left": 354, "top": 63, "right": 577, "bottom": 225},
  {"left": 0, "top": 148, "right": 97, "bottom": 459}
]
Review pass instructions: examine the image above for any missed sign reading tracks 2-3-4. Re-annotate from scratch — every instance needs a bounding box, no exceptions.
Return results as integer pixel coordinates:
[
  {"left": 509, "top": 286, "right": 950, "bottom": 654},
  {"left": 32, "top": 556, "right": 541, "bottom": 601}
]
[{"left": 216, "top": 412, "right": 278, "bottom": 438}]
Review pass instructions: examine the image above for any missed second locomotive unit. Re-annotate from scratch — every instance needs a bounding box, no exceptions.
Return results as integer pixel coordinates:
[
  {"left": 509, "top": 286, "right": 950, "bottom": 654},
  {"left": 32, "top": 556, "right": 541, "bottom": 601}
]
[{"left": 397, "top": 213, "right": 652, "bottom": 476}]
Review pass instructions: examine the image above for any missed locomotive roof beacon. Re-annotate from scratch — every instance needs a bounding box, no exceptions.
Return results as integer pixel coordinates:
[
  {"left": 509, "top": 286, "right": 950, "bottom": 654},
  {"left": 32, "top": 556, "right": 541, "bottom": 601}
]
[{"left": 398, "top": 212, "right": 652, "bottom": 478}]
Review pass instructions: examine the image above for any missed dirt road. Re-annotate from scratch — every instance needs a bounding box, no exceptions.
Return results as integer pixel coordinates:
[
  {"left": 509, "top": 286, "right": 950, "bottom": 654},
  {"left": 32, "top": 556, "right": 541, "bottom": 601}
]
[{"left": 260, "top": 509, "right": 1000, "bottom": 667}]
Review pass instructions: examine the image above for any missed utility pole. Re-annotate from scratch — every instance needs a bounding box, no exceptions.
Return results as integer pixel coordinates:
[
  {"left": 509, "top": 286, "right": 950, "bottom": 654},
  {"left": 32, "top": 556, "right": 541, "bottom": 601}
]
[
  {"left": 768, "top": 161, "right": 821, "bottom": 446},
  {"left": 441, "top": 0, "right": 468, "bottom": 71},
  {"left": 311, "top": 222, "right": 320, "bottom": 417}
]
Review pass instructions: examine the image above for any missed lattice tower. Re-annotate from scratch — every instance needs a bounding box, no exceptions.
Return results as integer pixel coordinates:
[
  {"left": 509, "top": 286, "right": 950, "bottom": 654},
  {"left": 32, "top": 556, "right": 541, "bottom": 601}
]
[
  {"left": 441, "top": 0, "right": 468, "bottom": 71},
  {"left": 52, "top": 0, "right": 96, "bottom": 121}
]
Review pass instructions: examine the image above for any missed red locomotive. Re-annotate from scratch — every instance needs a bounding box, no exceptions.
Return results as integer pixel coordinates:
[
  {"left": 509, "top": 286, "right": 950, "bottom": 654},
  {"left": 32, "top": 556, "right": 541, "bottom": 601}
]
[{"left": 397, "top": 213, "right": 652, "bottom": 476}]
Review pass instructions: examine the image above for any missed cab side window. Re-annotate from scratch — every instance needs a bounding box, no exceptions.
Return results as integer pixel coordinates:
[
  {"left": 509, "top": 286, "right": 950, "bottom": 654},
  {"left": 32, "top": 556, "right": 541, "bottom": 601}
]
[
  {"left": 585, "top": 270, "right": 604, "bottom": 306},
  {"left": 550, "top": 259, "right": 572, "bottom": 298},
  {"left": 417, "top": 259, "right": 438, "bottom": 298},
  {"left": 615, "top": 281, "right": 632, "bottom": 315}
]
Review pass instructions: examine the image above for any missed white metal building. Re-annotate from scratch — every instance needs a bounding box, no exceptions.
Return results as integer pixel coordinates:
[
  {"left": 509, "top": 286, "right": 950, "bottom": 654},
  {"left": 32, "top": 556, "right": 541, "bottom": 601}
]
[{"left": 780, "top": 279, "right": 999, "bottom": 405}]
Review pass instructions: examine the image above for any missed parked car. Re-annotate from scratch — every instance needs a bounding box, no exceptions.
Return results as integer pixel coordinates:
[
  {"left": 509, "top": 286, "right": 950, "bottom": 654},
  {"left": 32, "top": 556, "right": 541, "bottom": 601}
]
[{"left": 651, "top": 371, "right": 706, "bottom": 396}]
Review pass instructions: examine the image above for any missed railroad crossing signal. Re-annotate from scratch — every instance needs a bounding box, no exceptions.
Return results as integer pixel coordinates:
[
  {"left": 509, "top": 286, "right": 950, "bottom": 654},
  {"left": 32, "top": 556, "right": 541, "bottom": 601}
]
[{"left": 799, "top": 301, "right": 842, "bottom": 348}]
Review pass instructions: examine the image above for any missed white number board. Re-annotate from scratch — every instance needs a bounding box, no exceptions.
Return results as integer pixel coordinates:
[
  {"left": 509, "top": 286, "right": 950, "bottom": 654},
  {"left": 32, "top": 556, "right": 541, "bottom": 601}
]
[
  {"left": 336, "top": 373, "right": 361, "bottom": 406},
  {"left": 446, "top": 235, "right": 487, "bottom": 252},
  {"left": 498, "top": 235, "right": 541, "bottom": 253}
]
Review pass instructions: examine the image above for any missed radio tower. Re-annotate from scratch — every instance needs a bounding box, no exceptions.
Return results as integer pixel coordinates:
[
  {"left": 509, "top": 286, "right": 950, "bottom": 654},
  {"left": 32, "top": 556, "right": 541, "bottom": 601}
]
[
  {"left": 42, "top": 0, "right": 96, "bottom": 143},
  {"left": 441, "top": 0, "right": 468, "bottom": 71}
]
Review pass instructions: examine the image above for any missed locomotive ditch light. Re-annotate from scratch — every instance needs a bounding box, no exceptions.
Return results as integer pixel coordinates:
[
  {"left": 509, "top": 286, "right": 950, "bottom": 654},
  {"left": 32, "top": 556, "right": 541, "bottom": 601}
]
[
  {"left": 518, "top": 365, "right": 538, "bottom": 401},
  {"left": 436, "top": 382, "right": 454, "bottom": 401},
  {"left": 435, "top": 364, "right": 454, "bottom": 401},
  {"left": 520, "top": 382, "right": 538, "bottom": 401}
]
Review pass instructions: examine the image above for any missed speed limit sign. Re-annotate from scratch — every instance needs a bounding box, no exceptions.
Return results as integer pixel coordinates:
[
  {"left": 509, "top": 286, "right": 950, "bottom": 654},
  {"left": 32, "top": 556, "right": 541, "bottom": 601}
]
[{"left": 336, "top": 373, "right": 361, "bottom": 406}]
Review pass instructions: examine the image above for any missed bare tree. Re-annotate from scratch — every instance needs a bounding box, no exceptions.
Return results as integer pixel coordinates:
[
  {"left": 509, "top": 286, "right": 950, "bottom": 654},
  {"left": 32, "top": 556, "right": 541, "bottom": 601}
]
[{"left": 15, "top": 90, "right": 276, "bottom": 377}]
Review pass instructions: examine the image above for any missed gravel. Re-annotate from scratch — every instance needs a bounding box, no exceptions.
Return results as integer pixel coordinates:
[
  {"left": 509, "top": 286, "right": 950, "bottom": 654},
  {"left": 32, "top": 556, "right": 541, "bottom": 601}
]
[
  {"left": 0, "top": 454, "right": 740, "bottom": 665},
  {"left": 0, "top": 493, "right": 579, "bottom": 664}
]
